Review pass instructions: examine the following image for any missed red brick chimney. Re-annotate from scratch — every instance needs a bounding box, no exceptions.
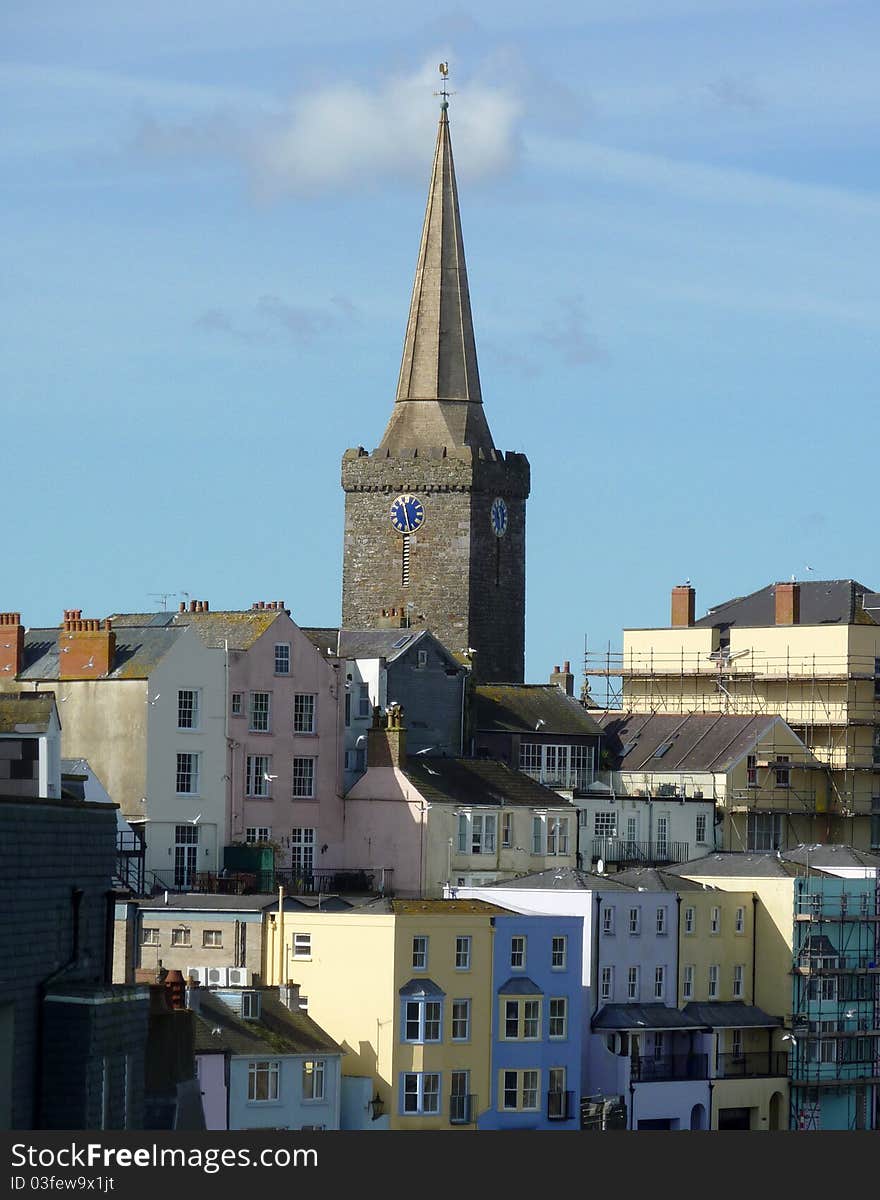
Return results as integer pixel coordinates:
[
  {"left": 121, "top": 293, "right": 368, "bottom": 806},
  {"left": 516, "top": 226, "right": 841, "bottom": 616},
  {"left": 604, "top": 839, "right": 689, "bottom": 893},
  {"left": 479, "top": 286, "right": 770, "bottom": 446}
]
[
  {"left": 671, "top": 585, "right": 696, "bottom": 627},
  {"left": 550, "top": 661, "right": 575, "bottom": 697},
  {"left": 367, "top": 704, "right": 407, "bottom": 767},
  {"left": 58, "top": 611, "right": 116, "bottom": 678},
  {"left": 163, "top": 969, "right": 186, "bottom": 1011},
  {"left": 775, "top": 581, "right": 800, "bottom": 625},
  {"left": 0, "top": 613, "right": 24, "bottom": 678}
]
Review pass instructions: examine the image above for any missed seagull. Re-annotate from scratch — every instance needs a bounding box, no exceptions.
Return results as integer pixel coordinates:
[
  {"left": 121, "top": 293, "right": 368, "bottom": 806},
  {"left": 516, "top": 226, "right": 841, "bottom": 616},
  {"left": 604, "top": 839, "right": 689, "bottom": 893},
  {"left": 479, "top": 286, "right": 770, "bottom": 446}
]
[
  {"left": 190, "top": 814, "right": 202, "bottom": 824},
  {"left": 211, "top": 1027, "right": 222, "bottom": 1037},
  {"left": 844, "top": 1009, "right": 856, "bottom": 1019},
  {"left": 149, "top": 694, "right": 161, "bottom": 705},
  {"left": 84, "top": 656, "right": 94, "bottom": 669},
  {"left": 263, "top": 773, "right": 278, "bottom": 782},
  {"left": 535, "top": 719, "right": 546, "bottom": 730},
  {"left": 415, "top": 747, "right": 436, "bottom": 756}
]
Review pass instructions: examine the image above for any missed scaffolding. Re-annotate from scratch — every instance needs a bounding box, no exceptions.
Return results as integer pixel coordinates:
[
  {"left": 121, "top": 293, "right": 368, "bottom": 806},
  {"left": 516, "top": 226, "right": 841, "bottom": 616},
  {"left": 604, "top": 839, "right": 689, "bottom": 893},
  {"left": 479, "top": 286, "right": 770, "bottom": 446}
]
[
  {"left": 583, "top": 643, "right": 880, "bottom": 821},
  {"left": 788, "top": 873, "right": 880, "bottom": 1130}
]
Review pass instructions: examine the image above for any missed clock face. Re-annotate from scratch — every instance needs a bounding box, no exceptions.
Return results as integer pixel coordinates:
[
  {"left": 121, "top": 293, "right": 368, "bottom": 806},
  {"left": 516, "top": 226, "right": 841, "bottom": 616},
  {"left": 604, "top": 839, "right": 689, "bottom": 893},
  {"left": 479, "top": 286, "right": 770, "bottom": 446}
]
[
  {"left": 390, "top": 493, "right": 426, "bottom": 534},
  {"left": 490, "top": 496, "right": 508, "bottom": 537}
]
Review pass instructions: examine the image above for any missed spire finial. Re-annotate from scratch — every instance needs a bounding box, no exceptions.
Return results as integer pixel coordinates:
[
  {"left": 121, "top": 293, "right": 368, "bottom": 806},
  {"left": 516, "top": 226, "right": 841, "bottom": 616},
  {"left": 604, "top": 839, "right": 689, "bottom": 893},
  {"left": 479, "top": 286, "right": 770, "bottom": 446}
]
[{"left": 434, "top": 61, "right": 454, "bottom": 111}]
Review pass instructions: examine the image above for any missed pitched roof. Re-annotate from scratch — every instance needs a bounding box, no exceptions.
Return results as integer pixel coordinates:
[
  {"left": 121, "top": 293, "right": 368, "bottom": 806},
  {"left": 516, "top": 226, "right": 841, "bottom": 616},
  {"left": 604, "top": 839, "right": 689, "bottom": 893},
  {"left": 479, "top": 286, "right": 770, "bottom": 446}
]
[
  {"left": 473, "top": 684, "right": 603, "bottom": 737},
  {"left": 337, "top": 627, "right": 460, "bottom": 667},
  {"left": 481, "top": 867, "right": 636, "bottom": 892},
  {"left": 592, "top": 1003, "right": 706, "bottom": 1031},
  {"left": 192, "top": 990, "right": 340, "bottom": 1057},
  {"left": 19, "top": 624, "right": 185, "bottom": 681},
  {"left": 352, "top": 897, "right": 512, "bottom": 916},
  {"left": 693, "top": 579, "right": 876, "bottom": 630},
  {"left": 664, "top": 852, "right": 827, "bottom": 880},
  {"left": 682, "top": 1002, "right": 782, "bottom": 1028},
  {"left": 598, "top": 711, "right": 786, "bottom": 773},
  {"left": 0, "top": 693, "right": 57, "bottom": 734},
  {"left": 137, "top": 893, "right": 353, "bottom": 913},
  {"left": 609, "top": 867, "right": 707, "bottom": 892},
  {"left": 300, "top": 628, "right": 341, "bottom": 655},
  {"left": 380, "top": 106, "right": 494, "bottom": 452},
  {"left": 402, "top": 756, "right": 574, "bottom": 810},
  {"left": 780, "top": 844, "right": 880, "bottom": 870}
]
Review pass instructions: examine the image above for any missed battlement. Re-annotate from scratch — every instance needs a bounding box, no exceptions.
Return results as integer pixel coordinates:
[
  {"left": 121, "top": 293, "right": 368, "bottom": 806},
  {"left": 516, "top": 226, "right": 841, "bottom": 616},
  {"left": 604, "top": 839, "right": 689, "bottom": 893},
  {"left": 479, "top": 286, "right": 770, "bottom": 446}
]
[{"left": 341, "top": 445, "right": 530, "bottom": 497}]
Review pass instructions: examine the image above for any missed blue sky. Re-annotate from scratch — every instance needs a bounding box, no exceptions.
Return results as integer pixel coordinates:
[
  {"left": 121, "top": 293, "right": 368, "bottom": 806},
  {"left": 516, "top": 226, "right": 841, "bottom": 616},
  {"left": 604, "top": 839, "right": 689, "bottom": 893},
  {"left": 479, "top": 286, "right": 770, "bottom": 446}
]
[{"left": 3, "top": 1, "right": 879, "bottom": 691}]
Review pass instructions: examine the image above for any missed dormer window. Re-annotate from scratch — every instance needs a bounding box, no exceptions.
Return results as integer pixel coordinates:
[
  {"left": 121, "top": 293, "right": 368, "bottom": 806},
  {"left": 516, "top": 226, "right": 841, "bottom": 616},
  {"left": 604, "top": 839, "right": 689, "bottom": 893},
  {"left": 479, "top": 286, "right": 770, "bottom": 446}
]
[{"left": 242, "top": 991, "right": 261, "bottom": 1020}]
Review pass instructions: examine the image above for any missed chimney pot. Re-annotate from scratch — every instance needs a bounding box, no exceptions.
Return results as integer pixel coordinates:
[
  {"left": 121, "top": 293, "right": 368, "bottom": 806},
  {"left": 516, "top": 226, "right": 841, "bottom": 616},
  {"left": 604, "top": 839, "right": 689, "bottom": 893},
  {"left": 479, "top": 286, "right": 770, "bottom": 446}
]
[{"left": 179, "top": 602, "right": 186, "bottom": 613}]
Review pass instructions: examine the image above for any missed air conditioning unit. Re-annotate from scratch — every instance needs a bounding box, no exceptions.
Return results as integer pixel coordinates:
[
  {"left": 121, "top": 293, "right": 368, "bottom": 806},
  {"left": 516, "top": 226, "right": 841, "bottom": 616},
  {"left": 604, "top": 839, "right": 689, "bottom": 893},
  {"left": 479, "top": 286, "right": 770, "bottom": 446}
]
[
  {"left": 186, "top": 966, "right": 206, "bottom": 985},
  {"left": 205, "top": 966, "right": 228, "bottom": 987},
  {"left": 227, "top": 967, "right": 250, "bottom": 987}
]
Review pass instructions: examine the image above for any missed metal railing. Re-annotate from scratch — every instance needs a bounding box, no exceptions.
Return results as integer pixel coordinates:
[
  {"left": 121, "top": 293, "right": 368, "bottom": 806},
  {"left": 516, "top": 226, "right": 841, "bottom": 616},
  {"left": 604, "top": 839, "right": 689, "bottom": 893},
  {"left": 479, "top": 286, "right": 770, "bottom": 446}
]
[
  {"left": 521, "top": 767, "right": 596, "bottom": 793},
  {"left": 630, "top": 1053, "right": 708, "bottom": 1083},
  {"left": 449, "top": 1093, "right": 475, "bottom": 1125},
  {"left": 795, "top": 956, "right": 880, "bottom": 973},
  {"left": 547, "top": 1090, "right": 574, "bottom": 1121},
  {"left": 591, "top": 838, "right": 689, "bottom": 866},
  {"left": 716, "top": 1052, "right": 788, "bottom": 1079}
]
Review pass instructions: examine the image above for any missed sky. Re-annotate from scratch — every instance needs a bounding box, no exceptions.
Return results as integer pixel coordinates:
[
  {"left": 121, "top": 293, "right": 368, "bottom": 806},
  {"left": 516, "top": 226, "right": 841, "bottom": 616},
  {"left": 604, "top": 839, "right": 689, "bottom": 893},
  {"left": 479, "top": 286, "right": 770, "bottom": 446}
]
[{"left": 3, "top": 0, "right": 879, "bottom": 693}]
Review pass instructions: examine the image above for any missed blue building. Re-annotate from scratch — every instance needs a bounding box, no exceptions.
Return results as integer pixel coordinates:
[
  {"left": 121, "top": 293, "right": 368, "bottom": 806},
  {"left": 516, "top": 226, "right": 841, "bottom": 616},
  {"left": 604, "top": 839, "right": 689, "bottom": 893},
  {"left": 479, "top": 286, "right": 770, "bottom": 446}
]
[
  {"left": 789, "top": 873, "right": 880, "bottom": 1130},
  {"left": 478, "top": 913, "right": 583, "bottom": 1129}
]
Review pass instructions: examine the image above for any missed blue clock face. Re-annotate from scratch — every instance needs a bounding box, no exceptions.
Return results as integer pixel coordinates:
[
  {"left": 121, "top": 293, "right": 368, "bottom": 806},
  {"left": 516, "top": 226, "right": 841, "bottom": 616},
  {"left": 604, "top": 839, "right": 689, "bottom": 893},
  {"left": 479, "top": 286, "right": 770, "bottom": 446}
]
[
  {"left": 390, "top": 493, "right": 426, "bottom": 533},
  {"left": 490, "top": 496, "right": 508, "bottom": 537}
]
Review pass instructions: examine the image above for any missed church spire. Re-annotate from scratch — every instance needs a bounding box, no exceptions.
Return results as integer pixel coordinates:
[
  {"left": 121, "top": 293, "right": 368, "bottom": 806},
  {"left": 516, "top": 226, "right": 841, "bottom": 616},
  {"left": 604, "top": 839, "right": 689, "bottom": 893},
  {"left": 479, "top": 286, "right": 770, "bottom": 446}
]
[{"left": 380, "top": 82, "right": 495, "bottom": 452}]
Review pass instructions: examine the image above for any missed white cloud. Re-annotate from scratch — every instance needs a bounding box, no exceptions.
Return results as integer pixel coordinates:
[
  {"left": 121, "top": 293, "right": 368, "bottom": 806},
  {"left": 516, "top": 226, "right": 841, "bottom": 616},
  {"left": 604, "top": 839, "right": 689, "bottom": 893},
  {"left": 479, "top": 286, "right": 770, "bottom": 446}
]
[{"left": 130, "top": 59, "right": 522, "bottom": 196}]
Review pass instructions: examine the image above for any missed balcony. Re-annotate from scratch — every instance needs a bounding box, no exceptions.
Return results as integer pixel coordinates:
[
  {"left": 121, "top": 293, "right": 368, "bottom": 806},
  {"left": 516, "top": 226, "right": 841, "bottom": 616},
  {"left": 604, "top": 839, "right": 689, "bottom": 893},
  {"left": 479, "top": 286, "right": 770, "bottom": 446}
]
[
  {"left": 630, "top": 1053, "right": 708, "bottom": 1083},
  {"left": 591, "top": 838, "right": 689, "bottom": 867},
  {"left": 521, "top": 766, "right": 595, "bottom": 793},
  {"left": 794, "top": 956, "right": 880, "bottom": 973},
  {"left": 547, "top": 1090, "right": 575, "bottom": 1121},
  {"left": 449, "top": 1093, "right": 475, "bottom": 1125},
  {"left": 716, "top": 1052, "right": 788, "bottom": 1079}
]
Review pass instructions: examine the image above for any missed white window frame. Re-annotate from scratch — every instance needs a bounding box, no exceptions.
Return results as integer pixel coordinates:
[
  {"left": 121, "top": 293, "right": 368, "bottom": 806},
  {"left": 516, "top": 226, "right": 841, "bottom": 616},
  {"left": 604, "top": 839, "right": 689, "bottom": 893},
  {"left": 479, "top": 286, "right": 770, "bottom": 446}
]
[
  {"left": 551, "top": 935, "right": 567, "bottom": 970},
  {"left": 177, "top": 688, "right": 200, "bottom": 731},
  {"left": 170, "top": 926, "right": 191, "bottom": 947},
  {"left": 708, "top": 964, "right": 719, "bottom": 999},
  {"left": 231, "top": 692, "right": 243, "bottom": 717},
  {"left": 451, "top": 998, "right": 471, "bottom": 1042},
  {"left": 402, "top": 1072, "right": 441, "bottom": 1116},
  {"left": 684, "top": 906, "right": 695, "bottom": 935},
  {"left": 654, "top": 965, "right": 665, "bottom": 1001},
  {"left": 175, "top": 752, "right": 200, "bottom": 795},
  {"left": 403, "top": 998, "right": 442, "bottom": 1044},
  {"left": 246, "top": 826, "right": 272, "bottom": 844},
  {"left": 735, "top": 906, "right": 745, "bottom": 934},
  {"left": 510, "top": 935, "right": 526, "bottom": 969},
  {"left": 294, "top": 693, "right": 316, "bottom": 734},
  {"left": 290, "top": 828, "right": 315, "bottom": 873},
  {"left": 656, "top": 907, "right": 667, "bottom": 936},
  {"left": 246, "top": 754, "right": 272, "bottom": 798},
  {"left": 733, "top": 963, "right": 744, "bottom": 999},
  {"left": 293, "top": 932, "right": 311, "bottom": 960},
  {"left": 412, "top": 935, "right": 428, "bottom": 970},
  {"left": 141, "top": 927, "right": 159, "bottom": 946},
  {"left": 249, "top": 691, "right": 271, "bottom": 733},
  {"left": 602, "top": 906, "right": 615, "bottom": 936},
  {"left": 594, "top": 811, "right": 616, "bottom": 838},
  {"left": 710, "top": 906, "right": 721, "bottom": 935},
  {"left": 455, "top": 936, "right": 471, "bottom": 970},
  {"left": 628, "top": 907, "right": 640, "bottom": 936},
  {"left": 601, "top": 966, "right": 614, "bottom": 1002},
  {"left": 242, "top": 991, "right": 262, "bottom": 1020},
  {"left": 683, "top": 964, "right": 694, "bottom": 1000},
  {"left": 301, "top": 1059, "right": 325, "bottom": 1102},
  {"left": 501, "top": 811, "right": 513, "bottom": 848},
  {"left": 274, "top": 644, "right": 291, "bottom": 675},
  {"left": 202, "top": 929, "right": 222, "bottom": 948},
  {"left": 548, "top": 997, "right": 567, "bottom": 1040},
  {"left": 695, "top": 812, "right": 707, "bottom": 843},
  {"left": 247, "top": 1060, "right": 279, "bottom": 1103},
  {"left": 292, "top": 757, "right": 315, "bottom": 798},
  {"left": 627, "top": 966, "right": 639, "bottom": 1001},
  {"left": 500, "top": 1068, "right": 540, "bottom": 1112},
  {"left": 502, "top": 997, "right": 541, "bottom": 1041}
]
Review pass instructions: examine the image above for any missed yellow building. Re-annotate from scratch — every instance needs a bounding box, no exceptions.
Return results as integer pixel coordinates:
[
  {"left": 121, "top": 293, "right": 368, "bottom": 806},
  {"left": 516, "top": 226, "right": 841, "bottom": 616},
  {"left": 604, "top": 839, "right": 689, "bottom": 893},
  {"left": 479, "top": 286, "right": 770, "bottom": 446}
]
[
  {"left": 587, "top": 579, "right": 880, "bottom": 852},
  {"left": 264, "top": 898, "right": 505, "bottom": 1128}
]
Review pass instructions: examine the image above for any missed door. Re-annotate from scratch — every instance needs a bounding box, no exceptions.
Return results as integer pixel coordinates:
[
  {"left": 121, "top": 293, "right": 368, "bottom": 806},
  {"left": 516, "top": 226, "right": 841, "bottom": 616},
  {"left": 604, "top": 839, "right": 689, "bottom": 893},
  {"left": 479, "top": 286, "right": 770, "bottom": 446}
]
[{"left": 174, "top": 824, "right": 199, "bottom": 888}]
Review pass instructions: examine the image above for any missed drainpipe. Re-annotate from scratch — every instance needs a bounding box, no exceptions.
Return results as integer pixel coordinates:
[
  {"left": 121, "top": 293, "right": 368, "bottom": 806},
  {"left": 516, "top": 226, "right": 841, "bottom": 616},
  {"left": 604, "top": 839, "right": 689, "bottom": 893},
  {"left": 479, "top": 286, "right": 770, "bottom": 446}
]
[
  {"left": 751, "top": 894, "right": 759, "bottom": 1006},
  {"left": 674, "top": 895, "right": 682, "bottom": 1007},
  {"left": 276, "top": 886, "right": 285, "bottom": 986}
]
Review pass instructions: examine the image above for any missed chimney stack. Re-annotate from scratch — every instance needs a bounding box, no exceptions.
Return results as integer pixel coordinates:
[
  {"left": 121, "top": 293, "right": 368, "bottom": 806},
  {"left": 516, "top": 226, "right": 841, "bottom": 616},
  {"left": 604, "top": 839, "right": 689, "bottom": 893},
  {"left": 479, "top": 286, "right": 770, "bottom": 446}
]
[
  {"left": 671, "top": 585, "right": 696, "bottom": 628},
  {"left": 775, "top": 581, "right": 800, "bottom": 625},
  {"left": 279, "top": 981, "right": 302, "bottom": 1011},
  {"left": 367, "top": 704, "right": 407, "bottom": 768},
  {"left": 549, "top": 660, "right": 575, "bottom": 696},
  {"left": 163, "top": 968, "right": 186, "bottom": 1011},
  {"left": 0, "top": 613, "right": 24, "bottom": 678},
  {"left": 58, "top": 611, "right": 116, "bottom": 678}
]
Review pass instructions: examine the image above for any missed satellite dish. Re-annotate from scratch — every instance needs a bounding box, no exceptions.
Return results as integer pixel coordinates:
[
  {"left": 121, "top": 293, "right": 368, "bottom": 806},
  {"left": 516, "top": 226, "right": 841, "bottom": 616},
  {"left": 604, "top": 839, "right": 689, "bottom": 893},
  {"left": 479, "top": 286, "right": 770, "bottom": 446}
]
[{"left": 597, "top": 858, "right": 605, "bottom": 875}]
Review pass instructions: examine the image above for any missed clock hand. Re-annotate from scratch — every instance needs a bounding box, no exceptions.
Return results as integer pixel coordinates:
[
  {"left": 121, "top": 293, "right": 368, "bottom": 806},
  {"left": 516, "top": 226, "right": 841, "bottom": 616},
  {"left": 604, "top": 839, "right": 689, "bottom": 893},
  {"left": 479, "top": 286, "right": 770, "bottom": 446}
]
[{"left": 403, "top": 503, "right": 411, "bottom": 532}]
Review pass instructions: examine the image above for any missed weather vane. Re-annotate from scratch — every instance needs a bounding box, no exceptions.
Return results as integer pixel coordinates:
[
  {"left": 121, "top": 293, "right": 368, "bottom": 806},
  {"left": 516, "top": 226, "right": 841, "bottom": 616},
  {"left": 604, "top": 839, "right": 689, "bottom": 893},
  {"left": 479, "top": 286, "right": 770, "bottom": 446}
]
[{"left": 434, "top": 61, "right": 455, "bottom": 110}]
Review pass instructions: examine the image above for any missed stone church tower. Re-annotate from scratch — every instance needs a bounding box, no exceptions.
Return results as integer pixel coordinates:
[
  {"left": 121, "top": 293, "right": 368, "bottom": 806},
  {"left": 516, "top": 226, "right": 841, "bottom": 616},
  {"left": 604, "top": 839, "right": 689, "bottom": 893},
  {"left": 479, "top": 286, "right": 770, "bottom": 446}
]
[{"left": 341, "top": 99, "right": 530, "bottom": 683}]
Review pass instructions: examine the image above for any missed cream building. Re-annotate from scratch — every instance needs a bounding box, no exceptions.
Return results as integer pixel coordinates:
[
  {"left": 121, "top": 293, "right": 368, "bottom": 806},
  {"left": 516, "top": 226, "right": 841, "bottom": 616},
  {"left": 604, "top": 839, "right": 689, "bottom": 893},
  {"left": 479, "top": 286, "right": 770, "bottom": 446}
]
[{"left": 588, "top": 580, "right": 880, "bottom": 852}]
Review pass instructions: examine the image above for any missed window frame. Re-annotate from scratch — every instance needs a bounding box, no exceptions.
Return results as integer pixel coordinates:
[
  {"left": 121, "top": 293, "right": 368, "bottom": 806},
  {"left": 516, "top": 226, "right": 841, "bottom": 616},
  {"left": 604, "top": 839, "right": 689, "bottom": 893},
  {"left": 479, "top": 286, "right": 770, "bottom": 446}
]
[
  {"left": 247, "top": 1060, "right": 279, "bottom": 1103},
  {"left": 293, "top": 932, "right": 311, "bottom": 960},
  {"left": 551, "top": 935, "right": 567, "bottom": 970},
  {"left": 292, "top": 757, "right": 315, "bottom": 799},
  {"left": 176, "top": 688, "right": 200, "bottom": 731},
  {"left": 301, "top": 1059, "right": 325, "bottom": 1102},
  {"left": 412, "top": 935, "right": 428, "bottom": 971},
  {"left": 455, "top": 935, "right": 471, "bottom": 970},
  {"left": 202, "top": 929, "right": 222, "bottom": 948},
  {"left": 249, "top": 691, "right": 271, "bottom": 734},
  {"left": 548, "top": 996, "right": 567, "bottom": 1040},
  {"left": 175, "top": 751, "right": 200, "bottom": 796},
  {"left": 293, "top": 693, "right": 316, "bottom": 734},
  {"left": 451, "top": 998, "right": 471, "bottom": 1042},
  {"left": 274, "top": 643, "right": 291, "bottom": 676},
  {"left": 403, "top": 998, "right": 443, "bottom": 1044},
  {"left": 401, "top": 1071, "right": 441, "bottom": 1116},
  {"left": 510, "top": 935, "right": 526, "bottom": 970}
]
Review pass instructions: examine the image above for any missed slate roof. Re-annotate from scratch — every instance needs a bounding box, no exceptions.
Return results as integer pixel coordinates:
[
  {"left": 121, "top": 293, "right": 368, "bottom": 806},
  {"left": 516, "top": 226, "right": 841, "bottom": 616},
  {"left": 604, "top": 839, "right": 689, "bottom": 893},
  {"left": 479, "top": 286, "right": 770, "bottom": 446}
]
[
  {"left": 474, "top": 684, "right": 603, "bottom": 737},
  {"left": 110, "top": 609, "right": 282, "bottom": 652},
  {"left": 693, "top": 579, "right": 876, "bottom": 630},
  {"left": 192, "top": 991, "right": 340, "bottom": 1057},
  {"left": 481, "top": 867, "right": 636, "bottom": 892},
  {"left": 780, "top": 844, "right": 880, "bottom": 870},
  {"left": 399, "top": 978, "right": 446, "bottom": 997},
  {"left": 598, "top": 711, "right": 787, "bottom": 773},
  {"left": 592, "top": 1004, "right": 706, "bottom": 1031},
  {"left": 402, "top": 757, "right": 574, "bottom": 810},
  {"left": 300, "top": 628, "right": 341, "bottom": 655},
  {"left": 0, "top": 693, "right": 57, "bottom": 734},
  {"left": 20, "top": 624, "right": 185, "bottom": 681},
  {"left": 352, "top": 897, "right": 512, "bottom": 916},
  {"left": 682, "top": 1002, "right": 782, "bottom": 1029},
  {"left": 664, "top": 852, "right": 831, "bottom": 880},
  {"left": 610, "top": 867, "right": 708, "bottom": 893},
  {"left": 497, "top": 977, "right": 543, "bottom": 995},
  {"left": 137, "top": 893, "right": 353, "bottom": 913}
]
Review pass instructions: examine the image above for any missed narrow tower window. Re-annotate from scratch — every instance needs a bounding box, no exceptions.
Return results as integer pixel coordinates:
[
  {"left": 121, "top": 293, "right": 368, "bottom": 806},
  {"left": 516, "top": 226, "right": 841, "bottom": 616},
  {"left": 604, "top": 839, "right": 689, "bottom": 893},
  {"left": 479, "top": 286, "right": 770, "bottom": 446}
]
[
  {"left": 495, "top": 538, "right": 501, "bottom": 587},
  {"left": 402, "top": 533, "right": 411, "bottom": 587}
]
